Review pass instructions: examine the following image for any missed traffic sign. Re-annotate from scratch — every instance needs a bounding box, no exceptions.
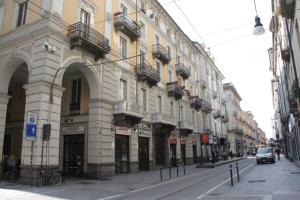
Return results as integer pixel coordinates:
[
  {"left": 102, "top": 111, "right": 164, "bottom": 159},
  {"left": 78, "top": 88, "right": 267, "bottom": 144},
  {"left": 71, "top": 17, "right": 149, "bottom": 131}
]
[{"left": 25, "top": 112, "right": 38, "bottom": 141}]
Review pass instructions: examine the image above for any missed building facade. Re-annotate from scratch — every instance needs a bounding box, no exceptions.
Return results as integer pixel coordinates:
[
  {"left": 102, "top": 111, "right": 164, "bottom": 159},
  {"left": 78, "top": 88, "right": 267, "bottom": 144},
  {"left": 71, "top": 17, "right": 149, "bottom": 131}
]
[
  {"left": 0, "top": 0, "right": 229, "bottom": 182},
  {"left": 269, "top": 0, "right": 300, "bottom": 166}
]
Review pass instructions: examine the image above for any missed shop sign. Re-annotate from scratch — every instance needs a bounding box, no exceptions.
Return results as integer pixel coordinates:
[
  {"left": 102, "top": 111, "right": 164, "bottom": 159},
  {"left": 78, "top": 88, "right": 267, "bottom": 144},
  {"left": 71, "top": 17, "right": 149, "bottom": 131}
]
[
  {"left": 170, "top": 134, "right": 177, "bottom": 144},
  {"left": 180, "top": 136, "right": 186, "bottom": 144},
  {"left": 192, "top": 137, "right": 197, "bottom": 145},
  {"left": 25, "top": 112, "right": 38, "bottom": 141},
  {"left": 138, "top": 129, "right": 151, "bottom": 137},
  {"left": 116, "top": 126, "right": 131, "bottom": 135},
  {"left": 201, "top": 133, "right": 209, "bottom": 145},
  {"left": 62, "top": 125, "right": 84, "bottom": 135},
  {"left": 209, "top": 135, "right": 214, "bottom": 145}
]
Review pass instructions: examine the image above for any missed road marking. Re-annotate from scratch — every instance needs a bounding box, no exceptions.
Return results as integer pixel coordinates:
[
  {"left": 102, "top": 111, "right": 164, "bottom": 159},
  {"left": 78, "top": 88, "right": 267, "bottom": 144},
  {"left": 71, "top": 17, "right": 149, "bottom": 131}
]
[
  {"left": 196, "top": 162, "right": 255, "bottom": 199},
  {"left": 98, "top": 160, "right": 253, "bottom": 200}
]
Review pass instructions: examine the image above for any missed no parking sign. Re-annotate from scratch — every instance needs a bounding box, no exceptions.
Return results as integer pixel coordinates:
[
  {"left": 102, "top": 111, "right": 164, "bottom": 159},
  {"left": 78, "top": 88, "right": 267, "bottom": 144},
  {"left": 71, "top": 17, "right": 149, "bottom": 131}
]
[{"left": 25, "top": 112, "right": 38, "bottom": 141}]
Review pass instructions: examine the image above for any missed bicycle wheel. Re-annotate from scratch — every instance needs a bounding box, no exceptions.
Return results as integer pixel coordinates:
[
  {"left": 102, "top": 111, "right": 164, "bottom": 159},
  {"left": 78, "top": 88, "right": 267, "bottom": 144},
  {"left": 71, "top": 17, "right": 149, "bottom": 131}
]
[
  {"left": 50, "top": 172, "right": 61, "bottom": 185},
  {"left": 36, "top": 174, "right": 43, "bottom": 187}
]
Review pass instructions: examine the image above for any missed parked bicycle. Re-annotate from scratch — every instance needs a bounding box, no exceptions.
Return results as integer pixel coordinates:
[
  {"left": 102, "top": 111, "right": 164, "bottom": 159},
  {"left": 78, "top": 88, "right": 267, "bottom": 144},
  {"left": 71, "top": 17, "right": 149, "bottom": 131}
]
[{"left": 36, "top": 167, "right": 61, "bottom": 187}]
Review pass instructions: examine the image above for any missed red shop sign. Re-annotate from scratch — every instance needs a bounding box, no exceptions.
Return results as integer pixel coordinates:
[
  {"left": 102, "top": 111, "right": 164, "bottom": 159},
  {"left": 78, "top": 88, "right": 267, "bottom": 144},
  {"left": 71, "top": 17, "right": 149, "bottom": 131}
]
[
  {"left": 180, "top": 136, "right": 186, "bottom": 144},
  {"left": 170, "top": 134, "right": 177, "bottom": 144},
  {"left": 201, "top": 133, "right": 209, "bottom": 145}
]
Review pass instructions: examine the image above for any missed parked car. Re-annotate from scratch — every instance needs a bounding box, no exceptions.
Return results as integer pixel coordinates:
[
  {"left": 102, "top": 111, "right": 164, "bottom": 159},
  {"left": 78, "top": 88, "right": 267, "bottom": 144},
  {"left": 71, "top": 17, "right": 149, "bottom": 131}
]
[{"left": 256, "top": 147, "right": 275, "bottom": 164}]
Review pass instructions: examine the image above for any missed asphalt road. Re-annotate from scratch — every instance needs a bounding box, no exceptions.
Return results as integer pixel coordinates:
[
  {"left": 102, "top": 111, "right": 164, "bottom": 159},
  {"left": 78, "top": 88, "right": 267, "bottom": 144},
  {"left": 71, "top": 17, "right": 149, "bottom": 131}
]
[{"left": 99, "top": 158, "right": 255, "bottom": 200}]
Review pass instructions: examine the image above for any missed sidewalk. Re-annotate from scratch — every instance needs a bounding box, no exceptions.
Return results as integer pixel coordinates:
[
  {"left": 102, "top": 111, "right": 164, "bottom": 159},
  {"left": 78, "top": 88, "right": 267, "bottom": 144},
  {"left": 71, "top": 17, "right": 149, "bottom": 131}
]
[
  {"left": 199, "top": 155, "right": 300, "bottom": 200},
  {"left": 196, "top": 157, "right": 246, "bottom": 168}
]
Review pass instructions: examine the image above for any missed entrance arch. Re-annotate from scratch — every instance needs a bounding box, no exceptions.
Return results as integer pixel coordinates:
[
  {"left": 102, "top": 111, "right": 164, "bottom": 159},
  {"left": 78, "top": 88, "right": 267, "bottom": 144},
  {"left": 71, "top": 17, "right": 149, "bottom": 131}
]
[
  {"left": 58, "top": 60, "right": 101, "bottom": 177},
  {"left": 0, "top": 58, "right": 29, "bottom": 178}
]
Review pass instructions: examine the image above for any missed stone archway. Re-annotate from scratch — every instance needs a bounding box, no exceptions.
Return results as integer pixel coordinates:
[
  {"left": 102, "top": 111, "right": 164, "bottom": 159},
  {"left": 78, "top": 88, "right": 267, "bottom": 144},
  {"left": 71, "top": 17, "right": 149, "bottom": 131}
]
[
  {"left": 59, "top": 59, "right": 103, "bottom": 178},
  {"left": 0, "top": 55, "right": 30, "bottom": 179}
]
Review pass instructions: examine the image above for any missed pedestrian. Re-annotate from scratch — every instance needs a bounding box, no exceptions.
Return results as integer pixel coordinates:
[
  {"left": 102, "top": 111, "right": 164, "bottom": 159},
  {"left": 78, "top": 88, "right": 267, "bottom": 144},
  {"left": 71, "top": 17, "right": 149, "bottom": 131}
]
[
  {"left": 212, "top": 151, "right": 215, "bottom": 164},
  {"left": 275, "top": 146, "right": 281, "bottom": 161}
]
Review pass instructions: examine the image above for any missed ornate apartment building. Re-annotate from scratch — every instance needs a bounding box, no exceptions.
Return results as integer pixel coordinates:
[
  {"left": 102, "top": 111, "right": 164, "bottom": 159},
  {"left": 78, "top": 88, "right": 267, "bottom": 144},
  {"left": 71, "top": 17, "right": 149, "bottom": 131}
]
[
  {"left": 0, "top": 0, "right": 229, "bottom": 182},
  {"left": 223, "top": 83, "right": 266, "bottom": 156},
  {"left": 269, "top": 0, "right": 300, "bottom": 166}
]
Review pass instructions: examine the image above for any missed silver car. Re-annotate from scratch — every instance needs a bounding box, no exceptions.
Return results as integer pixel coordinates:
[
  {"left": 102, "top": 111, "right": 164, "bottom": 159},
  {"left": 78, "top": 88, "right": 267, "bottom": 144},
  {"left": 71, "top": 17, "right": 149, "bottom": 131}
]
[{"left": 256, "top": 147, "right": 275, "bottom": 164}]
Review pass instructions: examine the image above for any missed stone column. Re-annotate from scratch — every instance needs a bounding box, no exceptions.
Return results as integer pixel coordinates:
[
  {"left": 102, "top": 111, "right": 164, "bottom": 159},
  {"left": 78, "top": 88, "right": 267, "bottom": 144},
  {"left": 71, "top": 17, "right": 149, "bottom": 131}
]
[
  {"left": 20, "top": 81, "right": 64, "bottom": 183},
  {"left": 0, "top": 93, "right": 10, "bottom": 177},
  {"left": 87, "top": 99, "right": 115, "bottom": 178}
]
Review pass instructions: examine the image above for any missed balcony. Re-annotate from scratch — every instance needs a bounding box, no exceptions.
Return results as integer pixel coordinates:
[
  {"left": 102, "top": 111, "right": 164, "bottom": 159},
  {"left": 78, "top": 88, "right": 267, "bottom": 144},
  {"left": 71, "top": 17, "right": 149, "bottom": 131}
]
[
  {"left": 213, "top": 109, "right": 221, "bottom": 118},
  {"left": 113, "top": 101, "right": 143, "bottom": 127},
  {"left": 200, "top": 79, "right": 207, "bottom": 89},
  {"left": 167, "top": 81, "right": 184, "bottom": 100},
  {"left": 288, "top": 96, "right": 299, "bottom": 117},
  {"left": 152, "top": 113, "right": 176, "bottom": 129},
  {"left": 222, "top": 114, "right": 229, "bottom": 123},
  {"left": 152, "top": 44, "right": 171, "bottom": 64},
  {"left": 279, "top": 0, "right": 295, "bottom": 19},
  {"left": 212, "top": 90, "right": 218, "bottom": 99},
  {"left": 200, "top": 99, "right": 212, "bottom": 113},
  {"left": 178, "top": 121, "right": 194, "bottom": 135},
  {"left": 114, "top": 12, "right": 141, "bottom": 41},
  {"left": 189, "top": 96, "right": 202, "bottom": 111},
  {"left": 67, "top": 22, "right": 111, "bottom": 61},
  {"left": 175, "top": 63, "right": 190, "bottom": 80},
  {"left": 137, "top": 60, "right": 160, "bottom": 87}
]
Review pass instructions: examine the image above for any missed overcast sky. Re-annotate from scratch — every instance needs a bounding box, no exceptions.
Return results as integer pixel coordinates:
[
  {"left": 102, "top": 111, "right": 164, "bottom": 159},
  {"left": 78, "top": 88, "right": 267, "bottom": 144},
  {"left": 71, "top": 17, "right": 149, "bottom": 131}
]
[{"left": 158, "top": 0, "right": 273, "bottom": 138}]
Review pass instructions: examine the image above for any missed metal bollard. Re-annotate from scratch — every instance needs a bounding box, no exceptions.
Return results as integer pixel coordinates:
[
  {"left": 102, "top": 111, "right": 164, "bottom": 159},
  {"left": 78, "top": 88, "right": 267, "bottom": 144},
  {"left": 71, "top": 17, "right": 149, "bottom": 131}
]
[
  {"left": 169, "top": 166, "right": 171, "bottom": 179},
  {"left": 236, "top": 162, "right": 240, "bottom": 182},
  {"left": 160, "top": 167, "right": 163, "bottom": 181},
  {"left": 183, "top": 164, "right": 186, "bottom": 175},
  {"left": 177, "top": 165, "right": 179, "bottom": 177},
  {"left": 230, "top": 164, "right": 233, "bottom": 186}
]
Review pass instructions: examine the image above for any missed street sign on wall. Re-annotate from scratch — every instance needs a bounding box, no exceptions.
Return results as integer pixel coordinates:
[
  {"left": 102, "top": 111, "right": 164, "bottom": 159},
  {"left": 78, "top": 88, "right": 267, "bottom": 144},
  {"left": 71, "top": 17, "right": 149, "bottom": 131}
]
[{"left": 25, "top": 112, "right": 38, "bottom": 141}]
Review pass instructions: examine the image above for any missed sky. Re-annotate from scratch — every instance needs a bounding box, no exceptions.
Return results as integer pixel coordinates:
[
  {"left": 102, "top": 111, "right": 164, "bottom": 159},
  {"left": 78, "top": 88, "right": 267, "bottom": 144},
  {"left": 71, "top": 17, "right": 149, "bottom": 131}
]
[{"left": 158, "top": 0, "right": 274, "bottom": 139}]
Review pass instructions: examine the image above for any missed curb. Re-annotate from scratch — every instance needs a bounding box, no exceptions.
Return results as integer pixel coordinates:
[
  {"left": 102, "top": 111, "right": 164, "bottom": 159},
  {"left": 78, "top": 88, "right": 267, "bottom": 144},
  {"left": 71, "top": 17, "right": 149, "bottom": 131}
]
[{"left": 196, "top": 157, "right": 246, "bottom": 168}]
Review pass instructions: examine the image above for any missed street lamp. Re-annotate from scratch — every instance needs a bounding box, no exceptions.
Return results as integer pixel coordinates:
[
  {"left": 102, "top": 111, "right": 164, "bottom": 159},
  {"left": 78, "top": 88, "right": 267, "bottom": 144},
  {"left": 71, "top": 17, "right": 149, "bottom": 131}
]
[{"left": 253, "top": 0, "right": 265, "bottom": 35}]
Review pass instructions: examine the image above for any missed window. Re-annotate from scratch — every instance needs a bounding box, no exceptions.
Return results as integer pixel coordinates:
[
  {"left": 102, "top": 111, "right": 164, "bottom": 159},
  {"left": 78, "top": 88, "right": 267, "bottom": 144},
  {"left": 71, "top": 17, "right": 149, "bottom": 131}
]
[
  {"left": 16, "top": 0, "right": 28, "bottom": 27},
  {"left": 167, "top": 46, "right": 171, "bottom": 58},
  {"left": 155, "top": 35, "right": 160, "bottom": 44},
  {"left": 154, "top": 15, "right": 159, "bottom": 26},
  {"left": 156, "top": 62, "right": 161, "bottom": 78},
  {"left": 168, "top": 69, "right": 172, "bottom": 82},
  {"left": 158, "top": 96, "right": 162, "bottom": 113},
  {"left": 140, "top": 21, "right": 145, "bottom": 38},
  {"left": 192, "top": 111, "right": 195, "bottom": 126},
  {"left": 120, "top": 79, "right": 127, "bottom": 101},
  {"left": 120, "top": 37, "right": 127, "bottom": 58},
  {"left": 80, "top": 9, "right": 90, "bottom": 25},
  {"left": 70, "top": 78, "right": 82, "bottom": 112},
  {"left": 121, "top": 3, "right": 127, "bottom": 15},
  {"left": 140, "top": 50, "right": 145, "bottom": 64},
  {"left": 170, "top": 101, "right": 174, "bottom": 117},
  {"left": 141, "top": 88, "right": 146, "bottom": 111}
]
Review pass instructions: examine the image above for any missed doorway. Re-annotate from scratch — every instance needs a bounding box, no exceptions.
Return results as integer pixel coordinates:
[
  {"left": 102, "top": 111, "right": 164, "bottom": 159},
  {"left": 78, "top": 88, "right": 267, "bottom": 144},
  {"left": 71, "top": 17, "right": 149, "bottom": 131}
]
[
  {"left": 63, "top": 134, "right": 84, "bottom": 176},
  {"left": 193, "top": 145, "right": 197, "bottom": 163},
  {"left": 181, "top": 144, "right": 186, "bottom": 165},
  {"left": 138, "top": 137, "right": 149, "bottom": 171},
  {"left": 170, "top": 144, "right": 177, "bottom": 167},
  {"left": 115, "top": 135, "right": 129, "bottom": 174},
  {"left": 155, "top": 134, "right": 166, "bottom": 166}
]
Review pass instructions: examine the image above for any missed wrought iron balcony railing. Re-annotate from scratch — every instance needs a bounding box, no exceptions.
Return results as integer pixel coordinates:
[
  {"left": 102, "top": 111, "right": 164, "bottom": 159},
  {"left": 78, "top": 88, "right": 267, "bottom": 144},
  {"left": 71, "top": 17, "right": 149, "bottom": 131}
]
[
  {"left": 213, "top": 109, "right": 221, "bottom": 118},
  {"left": 67, "top": 22, "right": 111, "bottom": 61},
  {"left": 175, "top": 63, "right": 191, "bottom": 80},
  {"left": 137, "top": 60, "right": 160, "bottom": 87},
  {"left": 114, "top": 12, "right": 141, "bottom": 41},
  {"left": 113, "top": 101, "right": 143, "bottom": 127},
  {"left": 189, "top": 96, "right": 202, "bottom": 111},
  {"left": 167, "top": 81, "right": 184, "bottom": 100},
  {"left": 152, "top": 44, "right": 171, "bottom": 64},
  {"left": 200, "top": 99, "right": 212, "bottom": 113}
]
